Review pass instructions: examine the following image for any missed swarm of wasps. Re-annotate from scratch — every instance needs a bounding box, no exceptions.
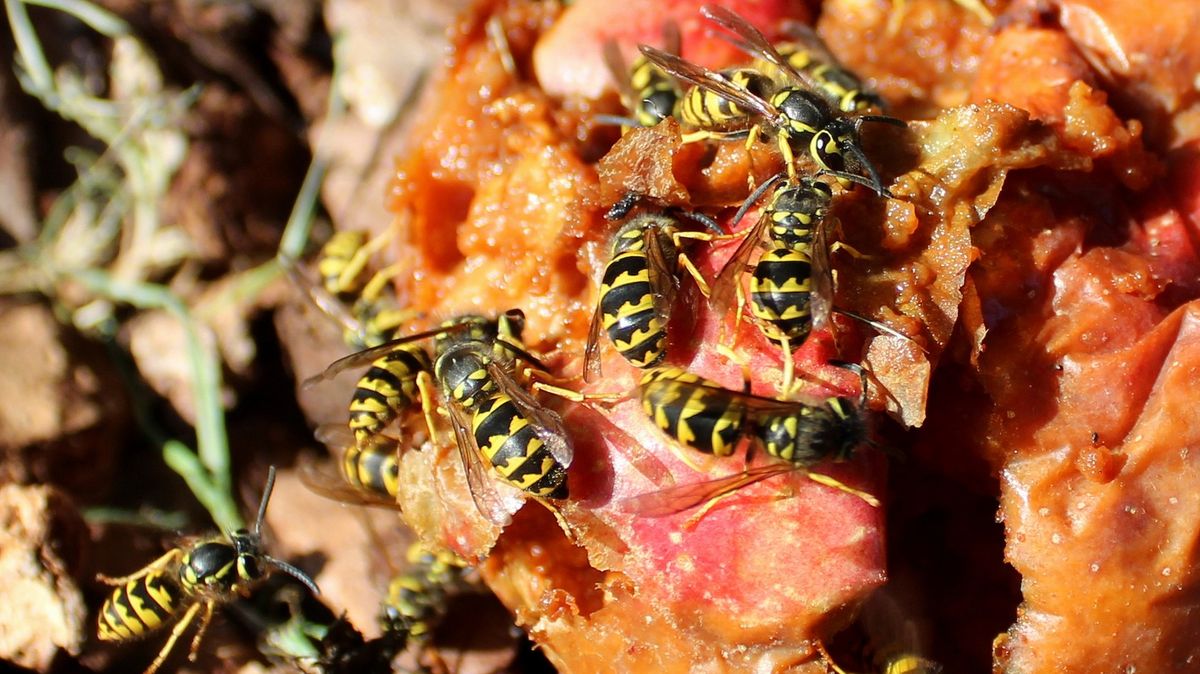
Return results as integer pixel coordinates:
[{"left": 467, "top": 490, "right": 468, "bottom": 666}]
[{"left": 97, "top": 5, "right": 939, "bottom": 674}]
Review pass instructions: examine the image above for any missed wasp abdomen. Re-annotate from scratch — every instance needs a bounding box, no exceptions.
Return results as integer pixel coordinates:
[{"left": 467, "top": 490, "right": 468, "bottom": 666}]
[
  {"left": 749, "top": 248, "right": 814, "bottom": 342},
  {"left": 349, "top": 347, "right": 432, "bottom": 443},
  {"left": 599, "top": 251, "right": 668, "bottom": 369},
  {"left": 98, "top": 571, "right": 182, "bottom": 641},
  {"left": 473, "top": 394, "right": 569, "bottom": 499},
  {"left": 342, "top": 439, "right": 400, "bottom": 498},
  {"left": 640, "top": 368, "right": 745, "bottom": 456}
]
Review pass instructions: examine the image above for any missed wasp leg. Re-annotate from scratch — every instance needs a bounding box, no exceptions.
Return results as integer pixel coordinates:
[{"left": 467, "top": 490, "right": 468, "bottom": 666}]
[
  {"left": 337, "top": 228, "right": 394, "bottom": 292},
  {"left": 815, "top": 640, "right": 851, "bottom": 674},
  {"left": 778, "top": 335, "right": 795, "bottom": 397},
  {"left": 486, "top": 15, "right": 517, "bottom": 78},
  {"left": 680, "top": 129, "right": 749, "bottom": 145},
  {"left": 360, "top": 263, "right": 404, "bottom": 304},
  {"left": 531, "top": 495, "right": 581, "bottom": 545},
  {"left": 184, "top": 600, "right": 217, "bottom": 662},
  {"left": 803, "top": 471, "right": 880, "bottom": 507},
  {"left": 142, "top": 600, "right": 203, "bottom": 674},
  {"left": 532, "top": 382, "right": 625, "bottom": 405},
  {"left": 829, "top": 240, "right": 871, "bottom": 260},
  {"left": 97, "top": 549, "right": 183, "bottom": 585}
]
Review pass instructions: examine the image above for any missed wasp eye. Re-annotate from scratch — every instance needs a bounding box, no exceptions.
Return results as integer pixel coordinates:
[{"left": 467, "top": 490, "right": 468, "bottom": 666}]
[{"left": 239, "top": 555, "right": 261, "bottom": 580}]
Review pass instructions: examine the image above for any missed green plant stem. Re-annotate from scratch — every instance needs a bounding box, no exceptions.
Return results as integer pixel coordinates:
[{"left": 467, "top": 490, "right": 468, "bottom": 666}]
[
  {"left": 22, "top": 0, "right": 126, "bottom": 36},
  {"left": 70, "top": 268, "right": 242, "bottom": 531}
]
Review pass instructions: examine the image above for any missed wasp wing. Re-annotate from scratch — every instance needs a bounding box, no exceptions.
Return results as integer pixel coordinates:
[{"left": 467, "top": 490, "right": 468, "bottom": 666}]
[
  {"left": 708, "top": 198, "right": 775, "bottom": 322},
  {"left": 445, "top": 400, "right": 519, "bottom": 527},
  {"left": 809, "top": 214, "right": 835, "bottom": 334},
  {"left": 602, "top": 40, "right": 635, "bottom": 105},
  {"left": 643, "top": 217, "right": 681, "bottom": 328},
  {"left": 298, "top": 452, "right": 403, "bottom": 510},
  {"left": 281, "top": 256, "right": 369, "bottom": 343},
  {"left": 699, "top": 5, "right": 831, "bottom": 99},
  {"left": 485, "top": 361, "right": 574, "bottom": 470},
  {"left": 638, "top": 45, "right": 778, "bottom": 121},
  {"left": 583, "top": 298, "right": 605, "bottom": 382},
  {"left": 302, "top": 321, "right": 471, "bottom": 388},
  {"left": 640, "top": 373, "right": 824, "bottom": 417}
]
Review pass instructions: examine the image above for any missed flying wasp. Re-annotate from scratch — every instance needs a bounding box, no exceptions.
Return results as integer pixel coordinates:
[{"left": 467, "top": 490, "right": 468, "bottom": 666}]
[
  {"left": 306, "top": 309, "right": 573, "bottom": 526},
  {"left": 96, "top": 467, "right": 320, "bottom": 674},
  {"left": 639, "top": 5, "right": 905, "bottom": 197},
  {"left": 625, "top": 365, "right": 878, "bottom": 523},
  {"left": 598, "top": 23, "right": 684, "bottom": 130},
  {"left": 584, "top": 195, "right": 726, "bottom": 380}
]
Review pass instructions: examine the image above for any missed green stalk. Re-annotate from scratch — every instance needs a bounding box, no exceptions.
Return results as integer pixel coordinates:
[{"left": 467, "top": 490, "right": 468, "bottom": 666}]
[{"left": 70, "top": 269, "right": 242, "bottom": 531}]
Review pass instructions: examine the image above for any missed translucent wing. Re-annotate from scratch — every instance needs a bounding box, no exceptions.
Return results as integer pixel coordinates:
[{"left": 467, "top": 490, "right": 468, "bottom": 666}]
[
  {"left": 302, "top": 321, "right": 468, "bottom": 388},
  {"left": 809, "top": 214, "right": 835, "bottom": 334},
  {"left": 583, "top": 298, "right": 605, "bottom": 382},
  {"left": 446, "top": 400, "right": 518, "bottom": 527},
  {"left": 699, "top": 5, "right": 830, "bottom": 99},
  {"left": 641, "top": 373, "right": 822, "bottom": 417},
  {"left": 643, "top": 219, "right": 681, "bottom": 327},
  {"left": 708, "top": 198, "right": 775, "bottom": 322},
  {"left": 485, "top": 361, "right": 574, "bottom": 470},
  {"left": 620, "top": 462, "right": 797, "bottom": 516},
  {"left": 776, "top": 19, "right": 843, "bottom": 69},
  {"left": 298, "top": 453, "right": 403, "bottom": 510},
  {"left": 280, "top": 256, "right": 366, "bottom": 342},
  {"left": 602, "top": 40, "right": 635, "bottom": 105},
  {"left": 638, "top": 45, "right": 777, "bottom": 120}
]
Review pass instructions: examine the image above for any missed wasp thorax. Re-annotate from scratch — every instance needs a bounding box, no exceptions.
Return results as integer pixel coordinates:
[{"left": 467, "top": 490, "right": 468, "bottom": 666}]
[
  {"left": 772, "top": 89, "right": 829, "bottom": 138},
  {"left": 183, "top": 541, "right": 240, "bottom": 589},
  {"left": 434, "top": 344, "right": 496, "bottom": 407}
]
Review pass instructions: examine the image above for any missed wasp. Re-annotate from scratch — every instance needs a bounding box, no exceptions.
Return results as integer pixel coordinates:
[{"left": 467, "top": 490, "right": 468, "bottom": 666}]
[
  {"left": 598, "top": 23, "right": 684, "bottom": 130},
  {"left": 584, "top": 196, "right": 726, "bottom": 380},
  {"left": 307, "top": 309, "right": 573, "bottom": 525},
  {"left": 97, "top": 467, "right": 320, "bottom": 674},
  {"left": 380, "top": 544, "right": 471, "bottom": 644},
  {"left": 706, "top": 173, "right": 836, "bottom": 389},
  {"left": 639, "top": 5, "right": 905, "bottom": 197},
  {"left": 285, "top": 229, "right": 408, "bottom": 351},
  {"left": 751, "top": 20, "right": 886, "bottom": 115},
  {"left": 625, "top": 366, "right": 878, "bottom": 522}
]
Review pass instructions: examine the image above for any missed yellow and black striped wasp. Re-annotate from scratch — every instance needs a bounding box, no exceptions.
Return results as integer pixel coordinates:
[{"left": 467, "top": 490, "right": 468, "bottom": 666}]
[
  {"left": 96, "top": 467, "right": 320, "bottom": 674},
  {"left": 624, "top": 365, "right": 878, "bottom": 523},
  {"left": 584, "top": 194, "right": 726, "bottom": 380},
  {"left": 752, "top": 19, "right": 887, "bottom": 115},
  {"left": 597, "top": 22, "right": 684, "bottom": 131},
  {"left": 380, "top": 543, "right": 471, "bottom": 645},
  {"left": 290, "top": 229, "right": 408, "bottom": 351},
  {"left": 639, "top": 5, "right": 905, "bottom": 197},
  {"left": 282, "top": 230, "right": 436, "bottom": 452},
  {"left": 306, "top": 310, "right": 573, "bottom": 526},
  {"left": 707, "top": 172, "right": 837, "bottom": 390}
]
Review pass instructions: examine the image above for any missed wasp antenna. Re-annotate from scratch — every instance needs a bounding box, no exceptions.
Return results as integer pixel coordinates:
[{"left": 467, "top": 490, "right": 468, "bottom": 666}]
[
  {"left": 858, "top": 114, "right": 907, "bottom": 128},
  {"left": 676, "top": 209, "right": 723, "bottom": 234},
  {"left": 731, "top": 171, "right": 786, "bottom": 227},
  {"left": 254, "top": 466, "right": 277, "bottom": 536},
  {"left": 840, "top": 139, "right": 891, "bottom": 198},
  {"left": 607, "top": 192, "right": 643, "bottom": 221},
  {"left": 827, "top": 359, "right": 869, "bottom": 406},
  {"left": 267, "top": 557, "right": 321, "bottom": 595},
  {"left": 593, "top": 113, "right": 642, "bottom": 129}
]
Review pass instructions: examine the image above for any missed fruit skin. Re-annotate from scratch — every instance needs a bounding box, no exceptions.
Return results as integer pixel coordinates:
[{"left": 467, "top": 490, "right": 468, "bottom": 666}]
[{"left": 533, "top": 0, "right": 811, "bottom": 99}]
